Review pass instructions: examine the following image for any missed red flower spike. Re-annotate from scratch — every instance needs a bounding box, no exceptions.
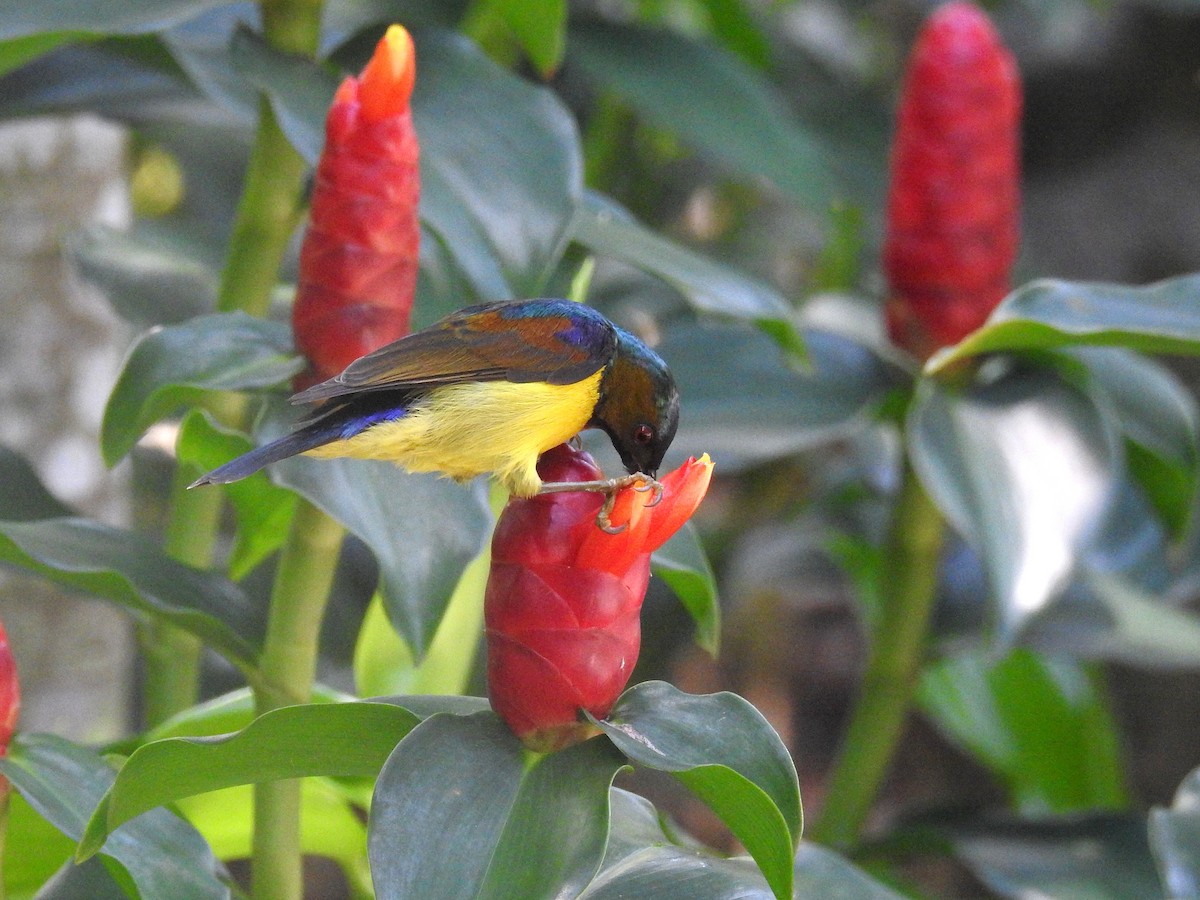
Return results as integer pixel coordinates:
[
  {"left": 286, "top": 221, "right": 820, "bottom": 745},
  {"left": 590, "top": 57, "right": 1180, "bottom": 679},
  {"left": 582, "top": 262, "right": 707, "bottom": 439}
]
[
  {"left": 883, "top": 1, "right": 1022, "bottom": 360},
  {"left": 0, "top": 621, "right": 20, "bottom": 775},
  {"left": 292, "top": 23, "right": 421, "bottom": 389},
  {"left": 486, "top": 444, "right": 713, "bottom": 752}
]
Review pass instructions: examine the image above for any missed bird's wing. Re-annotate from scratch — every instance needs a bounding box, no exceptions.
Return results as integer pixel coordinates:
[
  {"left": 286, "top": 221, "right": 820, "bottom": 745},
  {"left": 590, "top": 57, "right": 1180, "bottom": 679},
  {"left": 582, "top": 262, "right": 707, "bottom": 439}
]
[{"left": 291, "top": 300, "right": 617, "bottom": 405}]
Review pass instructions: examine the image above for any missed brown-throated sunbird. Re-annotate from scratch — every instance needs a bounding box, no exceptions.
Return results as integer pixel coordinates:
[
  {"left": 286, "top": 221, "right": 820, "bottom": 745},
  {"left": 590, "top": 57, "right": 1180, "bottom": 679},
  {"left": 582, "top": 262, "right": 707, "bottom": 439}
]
[{"left": 190, "top": 299, "right": 680, "bottom": 529}]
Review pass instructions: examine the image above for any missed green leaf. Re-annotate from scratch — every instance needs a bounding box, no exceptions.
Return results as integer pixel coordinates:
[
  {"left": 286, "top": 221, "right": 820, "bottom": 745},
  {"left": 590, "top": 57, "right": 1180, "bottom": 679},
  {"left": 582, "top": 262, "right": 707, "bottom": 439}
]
[
  {"left": 573, "top": 192, "right": 798, "bottom": 347},
  {"left": 595, "top": 681, "right": 801, "bottom": 900},
  {"left": 101, "top": 312, "right": 301, "bottom": 466},
  {"left": 0, "top": 733, "right": 230, "bottom": 900},
  {"left": 658, "top": 322, "right": 900, "bottom": 471},
  {"left": 176, "top": 411, "right": 297, "bottom": 579},
  {"left": 1150, "top": 766, "right": 1200, "bottom": 898},
  {"left": 570, "top": 20, "right": 833, "bottom": 209},
  {"left": 907, "top": 362, "right": 1122, "bottom": 642},
  {"left": 791, "top": 842, "right": 909, "bottom": 899},
  {"left": 33, "top": 856, "right": 130, "bottom": 900},
  {"left": 928, "top": 274, "right": 1200, "bottom": 372},
  {"left": 652, "top": 523, "right": 720, "bottom": 656},
  {"left": 918, "top": 648, "right": 1126, "bottom": 814},
  {"left": 368, "top": 712, "right": 626, "bottom": 899},
  {"left": 0, "top": 32, "right": 84, "bottom": 77},
  {"left": 1070, "top": 347, "right": 1200, "bottom": 537},
  {"left": 952, "top": 815, "right": 1163, "bottom": 900},
  {"left": 1061, "top": 575, "right": 1200, "bottom": 668},
  {"left": 79, "top": 700, "right": 420, "bottom": 859},
  {"left": 584, "top": 789, "right": 775, "bottom": 899},
  {"left": 0, "top": 446, "right": 72, "bottom": 521},
  {"left": 176, "top": 779, "right": 372, "bottom": 894},
  {"left": 494, "top": 0, "right": 566, "bottom": 76},
  {"left": 0, "top": 0, "right": 226, "bottom": 40},
  {"left": 263, "top": 400, "right": 493, "bottom": 657},
  {"left": 69, "top": 224, "right": 217, "bottom": 326},
  {"left": 4, "top": 791, "right": 77, "bottom": 896},
  {"left": 0, "top": 517, "right": 262, "bottom": 669}
]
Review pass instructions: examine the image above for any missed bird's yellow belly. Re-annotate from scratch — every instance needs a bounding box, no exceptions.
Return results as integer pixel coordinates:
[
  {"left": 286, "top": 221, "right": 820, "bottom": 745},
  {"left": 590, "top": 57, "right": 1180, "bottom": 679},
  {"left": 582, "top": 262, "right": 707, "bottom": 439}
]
[{"left": 303, "top": 371, "right": 604, "bottom": 497}]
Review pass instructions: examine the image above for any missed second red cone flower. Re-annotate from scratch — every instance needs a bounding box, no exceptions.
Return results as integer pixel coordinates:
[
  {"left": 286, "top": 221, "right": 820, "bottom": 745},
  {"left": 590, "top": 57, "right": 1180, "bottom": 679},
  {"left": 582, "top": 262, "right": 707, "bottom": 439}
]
[
  {"left": 883, "top": 2, "right": 1022, "bottom": 360},
  {"left": 486, "top": 444, "right": 713, "bottom": 752},
  {"left": 293, "top": 24, "right": 421, "bottom": 389}
]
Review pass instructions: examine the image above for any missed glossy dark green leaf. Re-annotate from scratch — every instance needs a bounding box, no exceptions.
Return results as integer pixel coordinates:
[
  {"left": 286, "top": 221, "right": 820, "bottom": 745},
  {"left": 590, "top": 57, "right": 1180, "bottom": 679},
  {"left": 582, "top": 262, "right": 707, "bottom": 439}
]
[
  {"left": 34, "top": 856, "right": 130, "bottom": 900},
  {"left": 0, "top": 447, "right": 72, "bottom": 521},
  {"left": 918, "top": 648, "right": 1126, "bottom": 814},
  {"left": 0, "top": 32, "right": 82, "bottom": 77},
  {"left": 0, "top": 734, "right": 230, "bottom": 900},
  {"left": 176, "top": 411, "right": 297, "bottom": 579},
  {"left": 1070, "top": 347, "right": 1200, "bottom": 537},
  {"left": 908, "top": 362, "right": 1122, "bottom": 642},
  {"left": 659, "top": 322, "right": 899, "bottom": 472},
  {"left": 652, "top": 522, "right": 720, "bottom": 655},
  {"left": 791, "top": 842, "right": 909, "bottom": 899},
  {"left": 79, "top": 700, "right": 419, "bottom": 859},
  {"left": 101, "top": 312, "right": 301, "bottom": 466},
  {"left": 595, "top": 681, "right": 800, "bottom": 900},
  {"left": 0, "top": 517, "right": 261, "bottom": 669},
  {"left": 584, "top": 788, "right": 769, "bottom": 899},
  {"left": 270, "top": 451, "right": 491, "bottom": 657},
  {"left": 368, "top": 712, "right": 626, "bottom": 899},
  {"left": 1150, "top": 766, "right": 1200, "bottom": 898},
  {"left": 928, "top": 275, "right": 1200, "bottom": 372},
  {"left": 69, "top": 224, "right": 217, "bottom": 326},
  {"left": 493, "top": 0, "right": 566, "bottom": 76},
  {"left": 574, "top": 192, "right": 798, "bottom": 347},
  {"left": 233, "top": 25, "right": 583, "bottom": 299},
  {"left": 570, "top": 20, "right": 833, "bottom": 209},
  {"left": 0, "top": 0, "right": 226, "bottom": 39},
  {"left": 4, "top": 792, "right": 76, "bottom": 896},
  {"left": 952, "top": 815, "right": 1163, "bottom": 900}
]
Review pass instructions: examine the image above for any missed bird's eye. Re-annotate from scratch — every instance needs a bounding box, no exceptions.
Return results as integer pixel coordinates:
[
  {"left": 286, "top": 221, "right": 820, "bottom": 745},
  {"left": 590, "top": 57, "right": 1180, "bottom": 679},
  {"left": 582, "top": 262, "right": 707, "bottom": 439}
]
[{"left": 633, "top": 424, "right": 655, "bottom": 445}]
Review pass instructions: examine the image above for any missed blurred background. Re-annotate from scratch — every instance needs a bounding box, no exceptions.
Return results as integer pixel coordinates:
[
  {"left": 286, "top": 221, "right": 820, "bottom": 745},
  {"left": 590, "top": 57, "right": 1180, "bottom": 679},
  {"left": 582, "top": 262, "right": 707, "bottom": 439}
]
[{"left": 5, "top": 0, "right": 1200, "bottom": 895}]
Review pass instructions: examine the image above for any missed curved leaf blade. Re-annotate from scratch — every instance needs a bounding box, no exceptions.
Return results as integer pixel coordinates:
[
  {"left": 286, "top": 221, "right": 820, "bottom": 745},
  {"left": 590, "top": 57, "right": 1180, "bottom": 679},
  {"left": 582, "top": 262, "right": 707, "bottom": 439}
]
[
  {"left": 0, "top": 446, "right": 72, "bottom": 521},
  {"left": 368, "top": 712, "right": 626, "bottom": 900},
  {"left": 101, "top": 312, "right": 301, "bottom": 466},
  {"left": 570, "top": 20, "right": 833, "bottom": 208},
  {"left": 0, "top": 517, "right": 261, "bottom": 668},
  {"left": 1150, "top": 766, "right": 1200, "bottom": 899},
  {"left": 908, "top": 362, "right": 1122, "bottom": 641},
  {"left": 651, "top": 522, "right": 720, "bottom": 655},
  {"left": 0, "top": 0, "right": 226, "bottom": 40},
  {"left": 928, "top": 275, "right": 1200, "bottom": 372},
  {"left": 0, "top": 734, "right": 229, "bottom": 900},
  {"left": 595, "top": 681, "right": 800, "bottom": 900},
  {"left": 79, "top": 701, "right": 420, "bottom": 859}
]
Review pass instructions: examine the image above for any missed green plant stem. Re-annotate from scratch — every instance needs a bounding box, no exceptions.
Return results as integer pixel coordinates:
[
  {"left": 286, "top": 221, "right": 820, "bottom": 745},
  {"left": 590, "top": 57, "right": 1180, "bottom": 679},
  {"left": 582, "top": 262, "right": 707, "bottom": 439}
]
[
  {"left": 811, "top": 460, "right": 945, "bottom": 848},
  {"left": 252, "top": 500, "right": 345, "bottom": 900}
]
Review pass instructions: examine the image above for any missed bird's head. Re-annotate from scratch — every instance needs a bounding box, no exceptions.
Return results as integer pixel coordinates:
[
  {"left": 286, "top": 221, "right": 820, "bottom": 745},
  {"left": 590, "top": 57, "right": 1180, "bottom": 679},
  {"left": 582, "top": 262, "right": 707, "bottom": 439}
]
[{"left": 590, "top": 328, "right": 680, "bottom": 479}]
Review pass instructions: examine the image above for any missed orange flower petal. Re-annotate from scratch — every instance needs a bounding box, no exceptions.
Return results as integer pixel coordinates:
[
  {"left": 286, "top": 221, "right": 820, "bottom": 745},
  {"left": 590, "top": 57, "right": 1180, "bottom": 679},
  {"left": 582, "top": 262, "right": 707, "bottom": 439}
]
[
  {"left": 644, "top": 454, "right": 713, "bottom": 552},
  {"left": 358, "top": 24, "right": 416, "bottom": 123}
]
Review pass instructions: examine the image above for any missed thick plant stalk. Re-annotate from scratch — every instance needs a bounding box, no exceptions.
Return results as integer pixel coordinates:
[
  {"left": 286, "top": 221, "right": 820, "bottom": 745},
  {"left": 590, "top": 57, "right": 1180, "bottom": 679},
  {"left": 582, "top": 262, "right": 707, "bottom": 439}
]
[
  {"left": 252, "top": 501, "right": 346, "bottom": 900},
  {"left": 811, "top": 462, "right": 944, "bottom": 846}
]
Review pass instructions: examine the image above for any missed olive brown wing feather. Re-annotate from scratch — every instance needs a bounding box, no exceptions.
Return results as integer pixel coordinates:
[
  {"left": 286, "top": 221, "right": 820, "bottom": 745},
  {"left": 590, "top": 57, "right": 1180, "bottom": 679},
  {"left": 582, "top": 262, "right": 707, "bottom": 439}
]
[{"left": 291, "top": 304, "right": 617, "bottom": 405}]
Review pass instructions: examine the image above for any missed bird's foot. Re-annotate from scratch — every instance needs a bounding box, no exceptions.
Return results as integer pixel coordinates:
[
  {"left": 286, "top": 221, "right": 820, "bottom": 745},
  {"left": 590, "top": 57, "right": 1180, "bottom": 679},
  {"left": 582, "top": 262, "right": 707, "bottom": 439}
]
[{"left": 537, "top": 473, "right": 664, "bottom": 534}]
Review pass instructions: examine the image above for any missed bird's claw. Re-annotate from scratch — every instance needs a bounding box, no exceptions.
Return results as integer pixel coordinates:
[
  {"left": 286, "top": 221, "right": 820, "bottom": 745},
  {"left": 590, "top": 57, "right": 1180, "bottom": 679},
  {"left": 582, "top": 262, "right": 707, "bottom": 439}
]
[{"left": 535, "top": 472, "right": 664, "bottom": 534}]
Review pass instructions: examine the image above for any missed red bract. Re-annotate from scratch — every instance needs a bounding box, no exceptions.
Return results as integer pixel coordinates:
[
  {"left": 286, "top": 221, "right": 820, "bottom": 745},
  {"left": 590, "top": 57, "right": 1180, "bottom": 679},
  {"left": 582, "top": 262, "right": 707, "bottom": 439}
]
[
  {"left": 293, "top": 24, "right": 420, "bottom": 389},
  {"left": 0, "top": 621, "right": 19, "bottom": 766},
  {"left": 883, "top": 1, "right": 1022, "bottom": 360},
  {"left": 486, "top": 444, "right": 713, "bottom": 752}
]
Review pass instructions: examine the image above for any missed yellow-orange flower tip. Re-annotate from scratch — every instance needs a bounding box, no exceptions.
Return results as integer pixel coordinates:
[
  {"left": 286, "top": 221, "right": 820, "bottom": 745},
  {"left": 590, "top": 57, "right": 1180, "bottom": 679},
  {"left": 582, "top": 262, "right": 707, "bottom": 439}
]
[{"left": 358, "top": 24, "right": 416, "bottom": 123}]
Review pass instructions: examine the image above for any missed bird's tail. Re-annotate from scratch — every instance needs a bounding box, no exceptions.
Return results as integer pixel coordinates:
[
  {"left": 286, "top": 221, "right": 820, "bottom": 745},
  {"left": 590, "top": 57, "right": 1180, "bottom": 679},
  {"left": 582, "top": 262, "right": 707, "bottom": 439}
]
[{"left": 188, "top": 425, "right": 334, "bottom": 488}]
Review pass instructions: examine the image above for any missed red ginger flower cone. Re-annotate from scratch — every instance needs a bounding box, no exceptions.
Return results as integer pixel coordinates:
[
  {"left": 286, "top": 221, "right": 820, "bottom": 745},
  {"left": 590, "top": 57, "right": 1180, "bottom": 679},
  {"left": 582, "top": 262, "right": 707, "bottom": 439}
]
[
  {"left": 293, "top": 24, "right": 421, "bottom": 389},
  {"left": 883, "top": 2, "right": 1022, "bottom": 361},
  {"left": 0, "top": 621, "right": 19, "bottom": 795},
  {"left": 486, "top": 444, "right": 713, "bottom": 752}
]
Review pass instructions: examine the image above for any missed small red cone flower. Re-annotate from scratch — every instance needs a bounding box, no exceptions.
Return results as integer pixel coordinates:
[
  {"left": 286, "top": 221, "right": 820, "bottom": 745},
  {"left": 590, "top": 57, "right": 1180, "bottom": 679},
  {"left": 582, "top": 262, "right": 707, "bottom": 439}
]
[
  {"left": 883, "top": 2, "right": 1022, "bottom": 360},
  {"left": 293, "top": 24, "right": 420, "bottom": 389},
  {"left": 0, "top": 621, "right": 19, "bottom": 795},
  {"left": 486, "top": 444, "right": 713, "bottom": 752}
]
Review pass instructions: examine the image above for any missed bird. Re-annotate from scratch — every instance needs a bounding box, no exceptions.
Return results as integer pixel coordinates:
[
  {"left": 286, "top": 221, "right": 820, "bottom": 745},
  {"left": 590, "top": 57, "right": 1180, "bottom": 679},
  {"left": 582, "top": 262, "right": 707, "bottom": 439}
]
[{"left": 190, "top": 299, "right": 680, "bottom": 529}]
